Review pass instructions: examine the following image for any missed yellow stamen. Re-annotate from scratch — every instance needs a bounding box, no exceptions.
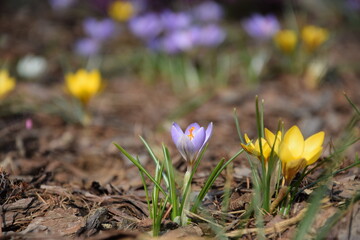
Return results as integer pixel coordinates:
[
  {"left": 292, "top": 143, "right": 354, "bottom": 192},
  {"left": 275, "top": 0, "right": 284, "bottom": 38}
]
[{"left": 187, "top": 127, "right": 195, "bottom": 140}]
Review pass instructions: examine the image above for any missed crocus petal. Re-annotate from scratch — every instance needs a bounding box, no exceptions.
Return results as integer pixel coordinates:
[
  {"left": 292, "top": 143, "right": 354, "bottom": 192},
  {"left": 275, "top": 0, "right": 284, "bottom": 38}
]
[
  {"left": 265, "top": 128, "right": 282, "bottom": 154},
  {"left": 254, "top": 138, "right": 261, "bottom": 155},
  {"left": 241, "top": 136, "right": 265, "bottom": 159},
  {"left": 171, "top": 122, "right": 213, "bottom": 163},
  {"left": 204, "top": 122, "right": 213, "bottom": 144},
  {"left": 171, "top": 122, "right": 184, "bottom": 145},
  {"left": 283, "top": 158, "right": 306, "bottom": 184},
  {"left": 283, "top": 126, "right": 304, "bottom": 159},
  {"left": 244, "top": 133, "right": 252, "bottom": 144},
  {"left": 192, "top": 127, "right": 206, "bottom": 152},
  {"left": 176, "top": 135, "right": 196, "bottom": 161},
  {"left": 279, "top": 143, "right": 296, "bottom": 163},
  {"left": 305, "top": 146, "right": 323, "bottom": 165},
  {"left": 260, "top": 138, "right": 271, "bottom": 160},
  {"left": 241, "top": 143, "right": 254, "bottom": 155},
  {"left": 265, "top": 128, "right": 275, "bottom": 144},
  {"left": 302, "top": 131, "right": 325, "bottom": 162},
  {"left": 185, "top": 122, "right": 201, "bottom": 135}
]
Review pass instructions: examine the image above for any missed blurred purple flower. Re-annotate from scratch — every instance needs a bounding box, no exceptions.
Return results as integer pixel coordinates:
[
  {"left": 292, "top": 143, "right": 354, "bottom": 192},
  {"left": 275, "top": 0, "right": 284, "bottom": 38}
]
[
  {"left": 161, "top": 36, "right": 179, "bottom": 54},
  {"left": 242, "top": 14, "right": 280, "bottom": 41},
  {"left": 194, "top": 24, "right": 226, "bottom": 46},
  {"left": 171, "top": 122, "right": 213, "bottom": 163},
  {"left": 160, "top": 10, "right": 192, "bottom": 30},
  {"left": 161, "top": 29, "right": 196, "bottom": 54},
  {"left": 48, "top": 0, "right": 76, "bottom": 10},
  {"left": 146, "top": 38, "right": 161, "bottom": 52},
  {"left": 74, "top": 38, "right": 101, "bottom": 57},
  {"left": 129, "top": 13, "right": 163, "bottom": 39},
  {"left": 83, "top": 18, "right": 116, "bottom": 41},
  {"left": 346, "top": 0, "right": 360, "bottom": 10},
  {"left": 193, "top": 1, "right": 223, "bottom": 22}
]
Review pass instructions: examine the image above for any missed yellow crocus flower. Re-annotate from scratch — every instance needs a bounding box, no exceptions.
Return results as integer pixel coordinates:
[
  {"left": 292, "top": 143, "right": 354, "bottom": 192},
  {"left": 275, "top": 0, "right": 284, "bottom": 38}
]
[
  {"left": 274, "top": 30, "right": 297, "bottom": 54},
  {"left": 0, "top": 69, "right": 16, "bottom": 98},
  {"left": 301, "top": 25, "right": 329, "bottom": 52},
  {"left": 108, "top": 1, "right": 134, "bottom": 22},
  {"left": 241, "top": 134, "right": 271, "bottom": 162},
  {"left": 65, "top": 69, "right": 102, "bottom": 105},
  {"left": 278, "top": 125, "right": 325, "bottom": 184}
]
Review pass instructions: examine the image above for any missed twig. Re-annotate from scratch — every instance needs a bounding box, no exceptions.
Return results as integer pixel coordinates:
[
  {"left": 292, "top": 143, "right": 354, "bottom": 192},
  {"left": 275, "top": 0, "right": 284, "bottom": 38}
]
[
  {"left": 184, "top": 210, "right": 223, "bottom": 228},
  {"left": 226, "top": 207, "right": 307, "bottom": 238},
  {"left": 162, "top": 204, "right": 172, "bottom": 222}
]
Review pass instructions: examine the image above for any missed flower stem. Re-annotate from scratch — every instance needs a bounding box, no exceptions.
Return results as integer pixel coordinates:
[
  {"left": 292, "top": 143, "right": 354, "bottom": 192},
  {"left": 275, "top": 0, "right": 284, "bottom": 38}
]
[
  {"left": 270, "top": 186, "right": 288, "bottom": 213},
  {"left": 263, "top": 163, "right": 271, "bottom": 212},
  {"left": 181, "top": 166, "right": 192, "bottom": 226}
]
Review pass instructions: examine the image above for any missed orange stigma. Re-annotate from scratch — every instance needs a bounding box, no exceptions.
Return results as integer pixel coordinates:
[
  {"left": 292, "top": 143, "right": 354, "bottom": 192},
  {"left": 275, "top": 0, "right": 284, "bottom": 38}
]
[{"left": 187, "top": 127, "right": 195, "bottom": 140}]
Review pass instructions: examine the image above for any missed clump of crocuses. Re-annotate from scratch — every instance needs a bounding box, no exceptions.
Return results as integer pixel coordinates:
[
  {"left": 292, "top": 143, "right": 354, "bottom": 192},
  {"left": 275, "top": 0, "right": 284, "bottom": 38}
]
[
  {"left": 242, "top": 125, "right": 324, "bottom": 185},
  {"left": 129, "top": 1, "right": 226, "bottom": 54},
  {"left": 114, "top": 120, "right": 219, "bottom": 235},
  {"left": 75, "top": 18, "right": 116, "bottom": 57},
  {"left": 239, "top": 98, "right": 326, "bottom": 215},
  {"left": 242, "top": 14, "right": 280, "bottom": 41}
]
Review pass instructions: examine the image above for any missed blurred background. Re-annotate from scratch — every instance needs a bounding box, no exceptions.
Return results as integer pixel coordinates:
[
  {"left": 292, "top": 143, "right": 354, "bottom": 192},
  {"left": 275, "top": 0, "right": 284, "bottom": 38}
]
[
  {"left": 1, "top": 0, "right": 359, "bottom": 150},
  {"left": 1, "top": 0, "right": 359, "bottom": 89}
]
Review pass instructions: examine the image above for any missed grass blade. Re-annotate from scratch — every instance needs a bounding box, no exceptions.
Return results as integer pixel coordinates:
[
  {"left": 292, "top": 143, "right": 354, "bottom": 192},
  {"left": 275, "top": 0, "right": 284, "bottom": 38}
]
[
  {"left": 137, "top": 157, "right": 152, "bottom": 219},
  {"left": 140, "top": 136, "right": 169, "bottom": 186},
  {"left": 191, "top": 149, "right": 244, "bottom": 213},
  {"left": 233, "top": 108, "right": 244, "bottom": 142},
  {"left": 113, "top": 143, "right": 168, "bottom": 197},
  {"left": 163, "top": 144, "right": 179, "bottom": 220},
  {"left": 294, "top": 184, "right": 328, "bottom": 240},
  {"left": 344, "top": 92, "right": 360, "bottom": 116}
]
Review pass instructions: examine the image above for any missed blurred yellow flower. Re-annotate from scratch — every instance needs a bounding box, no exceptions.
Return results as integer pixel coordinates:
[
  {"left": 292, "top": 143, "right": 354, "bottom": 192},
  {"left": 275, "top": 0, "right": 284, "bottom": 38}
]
[
  {"left": 274, "top": 30, "right": 297, "bottom": 54},
  {"left": 241, "top": 134, "right": 271, "bottom": 162},
  {"left": 278, "top": 126, "right": 324, "bottom": 184},
  {"left": 301, "top": 25, "right": 329, "bottom": 52},
  {"left": 65, "top": 69, "right": 102, "bottom": 105},
  {"left": 303, "top": 59, "right": 328, "bottom": 90},
  {"left": 108, "top": 1, "right": 134, "bottom": 22},
  {"left": 0, "top": 69, "right": 16, "bottom": 98}
]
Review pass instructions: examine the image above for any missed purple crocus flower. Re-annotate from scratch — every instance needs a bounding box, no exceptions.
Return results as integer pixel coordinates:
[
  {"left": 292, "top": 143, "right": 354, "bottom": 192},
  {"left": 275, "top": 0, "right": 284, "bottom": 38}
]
[
  {"left": 171, "top": 122, "right": 213, "bottom": 163},
  {"left": 161, "top": 29, "right": 196, "bottom": 54},
  {"left": 160, "top": 10, "right": 192, "bottom": 30},
  {"left": 346, "top": 0, "right": 360, "bottom": 10},
  {"left": 242, "top": 14, "right": 280, "bottom": 41},
  {"left": 74, "top": 38, "right": 101, "bottom": 57},
  {"left": 194, "top": 24, "right": 226, "bottom": 47},
  {"left": 193, "top": 1, "right": 223, "bottom": 22},
  {"left": 160, "top": 36, "right": 179, "bottom": 54},
  {"left": 83, "top": 18, "right": 116, "bottom": 41},
  {"left": 129, "top": 13, "right": 163, "bottom": 39},
  {"left": 48, "top": 0, "right": 76, "bottom": 10}
]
